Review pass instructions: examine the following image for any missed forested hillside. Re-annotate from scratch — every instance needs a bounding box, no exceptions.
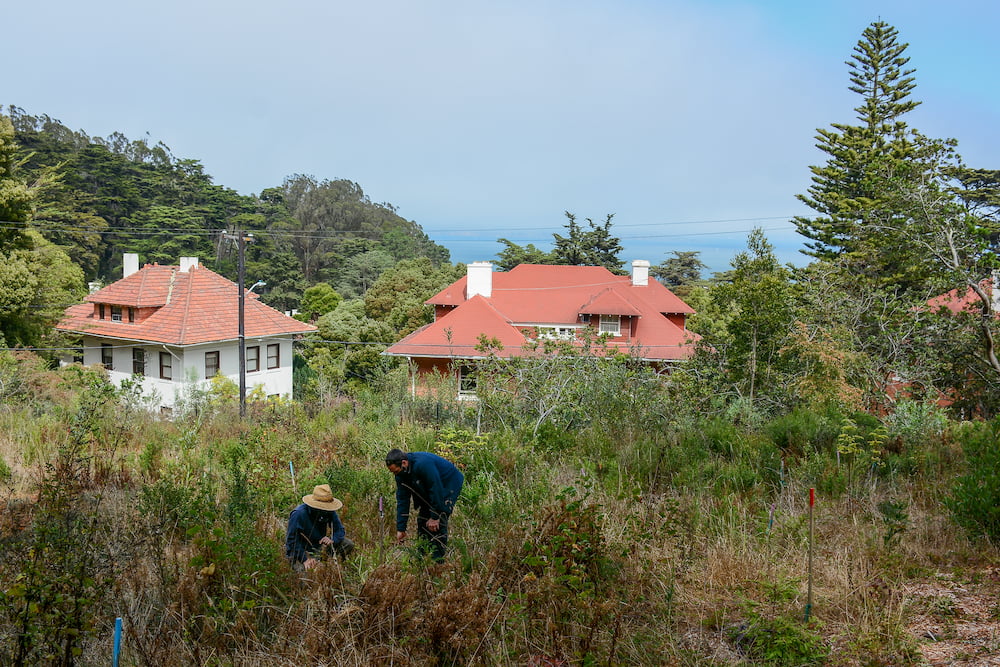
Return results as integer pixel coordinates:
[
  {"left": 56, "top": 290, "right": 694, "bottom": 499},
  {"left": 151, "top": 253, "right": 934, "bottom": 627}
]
[{"left": 6, "top": 106, "right": 450, "bottom": 310}]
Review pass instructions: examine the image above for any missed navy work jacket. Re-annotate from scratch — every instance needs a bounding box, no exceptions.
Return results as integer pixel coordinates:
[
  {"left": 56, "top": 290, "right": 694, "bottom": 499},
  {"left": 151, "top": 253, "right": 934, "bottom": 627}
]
[
  {"left": 394, "top": 451, "right": 464, "bottom": 531},
  {"left": 285, "top": 503, "right": 346, "bottom": 563}
]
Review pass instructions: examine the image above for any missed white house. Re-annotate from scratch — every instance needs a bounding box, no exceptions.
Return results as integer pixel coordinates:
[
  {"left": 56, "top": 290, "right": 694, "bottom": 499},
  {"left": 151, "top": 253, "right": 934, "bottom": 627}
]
[{"left": 57, "top": 254, "right": 316, "bottom": 412}]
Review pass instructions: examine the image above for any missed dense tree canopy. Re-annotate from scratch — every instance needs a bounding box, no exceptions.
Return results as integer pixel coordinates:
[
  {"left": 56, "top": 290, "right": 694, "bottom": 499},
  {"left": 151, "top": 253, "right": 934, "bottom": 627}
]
[{"left": 3, "top": 107, "right": 451, "bottom": 330}]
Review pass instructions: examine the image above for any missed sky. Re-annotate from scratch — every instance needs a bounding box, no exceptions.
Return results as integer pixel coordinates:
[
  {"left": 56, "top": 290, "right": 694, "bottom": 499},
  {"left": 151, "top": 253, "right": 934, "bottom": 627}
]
[{"left": 6, "top": 0, "right": 998, "bottom": 275}]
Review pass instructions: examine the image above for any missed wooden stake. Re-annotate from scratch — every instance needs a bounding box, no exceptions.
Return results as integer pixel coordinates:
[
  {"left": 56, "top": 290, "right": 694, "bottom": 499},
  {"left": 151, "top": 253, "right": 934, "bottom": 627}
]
[{"left": 805, "top": 487, "right": 814, "bottom": 622}]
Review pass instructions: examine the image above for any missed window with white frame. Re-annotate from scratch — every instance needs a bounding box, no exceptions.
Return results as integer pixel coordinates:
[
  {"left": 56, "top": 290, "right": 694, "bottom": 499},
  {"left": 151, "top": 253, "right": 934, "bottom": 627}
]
[
  {"left": 599, "top": 314, "right": 621, "bottom": 336},
  {"left": 132, "top": 348, "right": 146, "bottom": 375},
  {"left": 205, "top": 351, "right": 220, "bottom": 378},
  {"left": 538, "top": 326, "right": 576, "bottom": 340},
  {"left": 246, "top": 346, "right": 260, "bottom": 373},
  {"left": 458, "top": 364, "right": 477, "bottom": 397},
  {"left": 159, "top": 352, "right": 172, "bottom": 380}
]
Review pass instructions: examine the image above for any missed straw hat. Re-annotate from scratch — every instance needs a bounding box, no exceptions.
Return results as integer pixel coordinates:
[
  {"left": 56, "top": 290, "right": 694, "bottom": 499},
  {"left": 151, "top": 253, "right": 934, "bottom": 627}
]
[{"left": 302, "top": 484, "right": 343, "bottom": 511}]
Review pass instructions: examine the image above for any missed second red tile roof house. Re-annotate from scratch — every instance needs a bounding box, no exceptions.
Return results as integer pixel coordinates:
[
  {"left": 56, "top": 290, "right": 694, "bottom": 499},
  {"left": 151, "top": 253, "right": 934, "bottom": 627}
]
[{"left": 384, "top": 260, "right": 700, "bottom": 395}]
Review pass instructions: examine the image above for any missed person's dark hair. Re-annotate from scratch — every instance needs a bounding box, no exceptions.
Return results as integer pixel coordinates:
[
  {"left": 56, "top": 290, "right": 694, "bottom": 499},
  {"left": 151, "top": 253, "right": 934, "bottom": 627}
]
[{"left": 385, "top": 448, "right": 405, "bottom": 466}]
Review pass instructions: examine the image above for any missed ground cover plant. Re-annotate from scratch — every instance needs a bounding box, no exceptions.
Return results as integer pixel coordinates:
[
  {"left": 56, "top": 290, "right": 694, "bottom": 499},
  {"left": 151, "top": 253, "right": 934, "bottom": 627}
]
[{"left": 1, "top": 351, "right": 999, "bottom": 666}]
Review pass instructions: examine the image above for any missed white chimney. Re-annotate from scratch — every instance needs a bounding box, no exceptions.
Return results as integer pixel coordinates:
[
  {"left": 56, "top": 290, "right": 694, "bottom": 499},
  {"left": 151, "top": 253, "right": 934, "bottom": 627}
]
[
  {"left": 631, "top": 260, "right": 650, "bottom": 286},
  {"left": 467, "top": 261, "right": 493, "bottom": 298},
  {"left": 179, "top": 257, "right": 200, "bottom": 272},
  {"left": 993, "top": 270, "right": 1000, "bottom": 312},
  {"left": 123, "top": 253, "right": 139, "bottom": 278}
]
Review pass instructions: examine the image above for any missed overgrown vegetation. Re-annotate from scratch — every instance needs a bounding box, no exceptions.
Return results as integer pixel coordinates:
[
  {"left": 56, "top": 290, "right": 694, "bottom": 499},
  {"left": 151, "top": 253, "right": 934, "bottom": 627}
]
[
  {"left": 1, "top": 17, "right": 1000, "bottom": 666},
  {"left": 0, "top": 350, "right": 996, "bottom": 665}
]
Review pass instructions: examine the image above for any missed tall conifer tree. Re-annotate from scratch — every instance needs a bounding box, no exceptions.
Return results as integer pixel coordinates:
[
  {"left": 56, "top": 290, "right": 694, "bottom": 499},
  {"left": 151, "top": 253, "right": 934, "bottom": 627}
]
[{"left": 793, "top": 21, "right": 951, "bottom": 292}]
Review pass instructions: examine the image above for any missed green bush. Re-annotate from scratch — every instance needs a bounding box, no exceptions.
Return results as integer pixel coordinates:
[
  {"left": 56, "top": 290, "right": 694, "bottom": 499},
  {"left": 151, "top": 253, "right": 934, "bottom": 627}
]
[
  {"left": 884, "top": 399, "right": 948, "bottom": 448},
  {"left": 945, "top": 418, "right": 1000, "bottom": 540},
  {"left": 765, "top": 407, "right": 842, "bottom": 456},
  {"left": 730, "top": 611, "right": 829, "bottom": 666}
]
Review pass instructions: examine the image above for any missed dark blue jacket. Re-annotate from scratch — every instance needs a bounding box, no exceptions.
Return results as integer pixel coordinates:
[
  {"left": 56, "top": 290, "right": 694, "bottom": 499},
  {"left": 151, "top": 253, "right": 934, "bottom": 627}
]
[
  {"left": 285, "top": 503, "right": 346, "bottom": 563},
  {"left": 394, "top": 451, "right": 464, "bottom": 531}
]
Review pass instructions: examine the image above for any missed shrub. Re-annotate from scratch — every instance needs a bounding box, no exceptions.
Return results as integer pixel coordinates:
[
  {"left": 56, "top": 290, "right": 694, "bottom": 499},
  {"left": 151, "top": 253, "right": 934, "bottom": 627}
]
[
  {"left": 730, "top": 611, "right": 829, "bottom": 666},
  {"left": 945, "top": 418, "right": 1000, "bottom": 540}
]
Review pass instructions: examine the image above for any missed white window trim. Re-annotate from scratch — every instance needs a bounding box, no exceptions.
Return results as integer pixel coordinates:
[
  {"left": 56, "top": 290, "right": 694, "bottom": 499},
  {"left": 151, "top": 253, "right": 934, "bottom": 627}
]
[{"left": 599, "top": 315, "right": 621, "bottom": 336}]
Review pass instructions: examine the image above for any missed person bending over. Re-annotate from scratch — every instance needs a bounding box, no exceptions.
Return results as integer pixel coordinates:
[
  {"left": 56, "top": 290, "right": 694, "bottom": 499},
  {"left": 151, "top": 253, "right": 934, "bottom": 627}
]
[
  {"left": 385, "top": 448, "right": 463, "bottom": 561},
  {"left": 286, "top": 484, "right": 354, "bottom": 570}
]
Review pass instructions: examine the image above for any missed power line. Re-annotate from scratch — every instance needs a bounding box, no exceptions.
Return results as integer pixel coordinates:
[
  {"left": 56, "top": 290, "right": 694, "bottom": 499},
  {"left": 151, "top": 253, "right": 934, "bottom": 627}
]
[{"left": 1, "top": 217, "right": 804, "bottom": 245}]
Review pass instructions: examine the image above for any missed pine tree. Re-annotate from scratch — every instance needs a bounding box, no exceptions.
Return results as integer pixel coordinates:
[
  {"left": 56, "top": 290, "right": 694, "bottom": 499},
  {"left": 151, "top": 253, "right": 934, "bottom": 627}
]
[{"left": 793, "top": 21, "right": 949, "bottom": 291}]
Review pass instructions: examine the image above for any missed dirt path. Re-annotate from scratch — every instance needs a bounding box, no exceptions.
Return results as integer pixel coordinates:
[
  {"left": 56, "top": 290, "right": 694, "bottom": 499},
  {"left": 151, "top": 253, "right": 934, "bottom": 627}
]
[{"left": 904, "top": 570, "right": 1000, "bottom": 666}]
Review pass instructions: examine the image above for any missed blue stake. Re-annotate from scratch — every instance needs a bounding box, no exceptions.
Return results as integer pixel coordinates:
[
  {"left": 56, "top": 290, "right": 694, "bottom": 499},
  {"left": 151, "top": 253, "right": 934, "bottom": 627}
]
[
  {"left": 113, "top": 616, "right": 122, "bottom": 667},
  {"left": 289, "top": 461, "right": 296, "bottom": 490}
]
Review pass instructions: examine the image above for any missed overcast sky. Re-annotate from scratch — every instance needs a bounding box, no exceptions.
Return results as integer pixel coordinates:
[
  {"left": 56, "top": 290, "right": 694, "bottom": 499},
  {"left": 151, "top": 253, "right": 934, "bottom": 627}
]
[{"left": 6, "top": 0, "right": 998, "bottom": 274}]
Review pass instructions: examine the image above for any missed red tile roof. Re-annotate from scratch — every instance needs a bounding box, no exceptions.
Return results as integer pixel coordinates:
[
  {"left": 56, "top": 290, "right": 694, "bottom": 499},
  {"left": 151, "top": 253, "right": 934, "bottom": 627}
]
[
  {"left": 927, "top": 279, "right": 998, "bottom": 316},
  {"left": 388, "top": 263, "right": 699, "bottom": 362},
  {"left": 388, "top": 296, "right": 528, "bottom": 358},
  {"left": 58, "top": 264, "right": 316, "bottom": 345}
]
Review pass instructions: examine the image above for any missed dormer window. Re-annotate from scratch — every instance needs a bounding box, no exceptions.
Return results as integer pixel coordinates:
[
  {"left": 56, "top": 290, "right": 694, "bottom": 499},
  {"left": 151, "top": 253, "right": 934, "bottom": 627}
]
[
  {"left": 111, "top": 306, "right": 123, "bottom": 322},
  {"left": 599, "top": 315, "right": 621, "bottom": 336},
  {"left": 98, "top": 304, "right": 105, "bottom": 320}
]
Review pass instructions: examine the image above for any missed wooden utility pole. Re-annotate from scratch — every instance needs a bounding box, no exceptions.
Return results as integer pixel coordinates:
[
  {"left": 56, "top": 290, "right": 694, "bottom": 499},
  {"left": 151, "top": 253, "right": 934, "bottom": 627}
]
[{"left": 223, "top": 230, "right": 254, "bottom": 417}]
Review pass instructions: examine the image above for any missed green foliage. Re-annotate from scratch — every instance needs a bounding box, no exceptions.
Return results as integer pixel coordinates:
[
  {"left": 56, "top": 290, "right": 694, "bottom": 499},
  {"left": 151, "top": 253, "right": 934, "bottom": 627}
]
[
  {"left": 494, "top": 238, "right": 552, "bottom": 270},
  {"left": 0, "top": 229, "right": 85, "bottom": 350},
  {"left": 494, "top": 211, "right": 624, "bottom": 273},
  {"left": 364, "top": 257, "right": 464, "bottom": 336},
  {"left": 305, "top": 299, "right": 397, "bottom": 393},
  {"left": 793, "top": 20, "right": 924, "bottom": 265},
  {"left": 765, "top": 406, "right": 843, "bottom": 456},
  {"left": 946, "top": 418, "right": 1000, "bottom": 540},
  {"left": 701, "top": 229, "right": 798, "bottom": 412},
  {"left": 0, "top": 114, "right": 34, "bottom": 248},
  {"left": 296, "top": 281, "right": 342, "bottom": 322},
  {"left": 884, "top": 399, "right": 948, "bottom": 448},
  {"left": 0, "top": 377, "right": 137, "bottom": 665},
  {"left": 878, "top": 499, "right": 909, "bottom": 547},
  {"left": 551, "top": 211, "right": 624, "bottom": 272},
  {"left": 730, "top": 611, "right": 829, "bottom": 666},
  {"left": 509, "top": 486, "right": 628, "bottom": 662},
  {"left": 651, "top": 250, "right": 708, "bottom": 288}
]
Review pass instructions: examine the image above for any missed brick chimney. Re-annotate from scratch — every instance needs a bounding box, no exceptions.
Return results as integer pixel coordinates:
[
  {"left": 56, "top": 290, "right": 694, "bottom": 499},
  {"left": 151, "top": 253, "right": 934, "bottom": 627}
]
[
  {"left": 631, "top": 260, "right": 650, "bottom": 286},
  {"left": 467, "top": 261, "right": 493, "bottom": 298}
]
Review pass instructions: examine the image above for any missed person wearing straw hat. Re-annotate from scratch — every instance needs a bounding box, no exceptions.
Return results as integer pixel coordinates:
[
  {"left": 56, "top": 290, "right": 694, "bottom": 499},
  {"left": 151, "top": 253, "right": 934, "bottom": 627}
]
[
  {"left": 385, "top": 448, "right": 463, "bottom": 561},
  {"left": 285, "top": 484, "right": 354, "bottom": 571}
]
